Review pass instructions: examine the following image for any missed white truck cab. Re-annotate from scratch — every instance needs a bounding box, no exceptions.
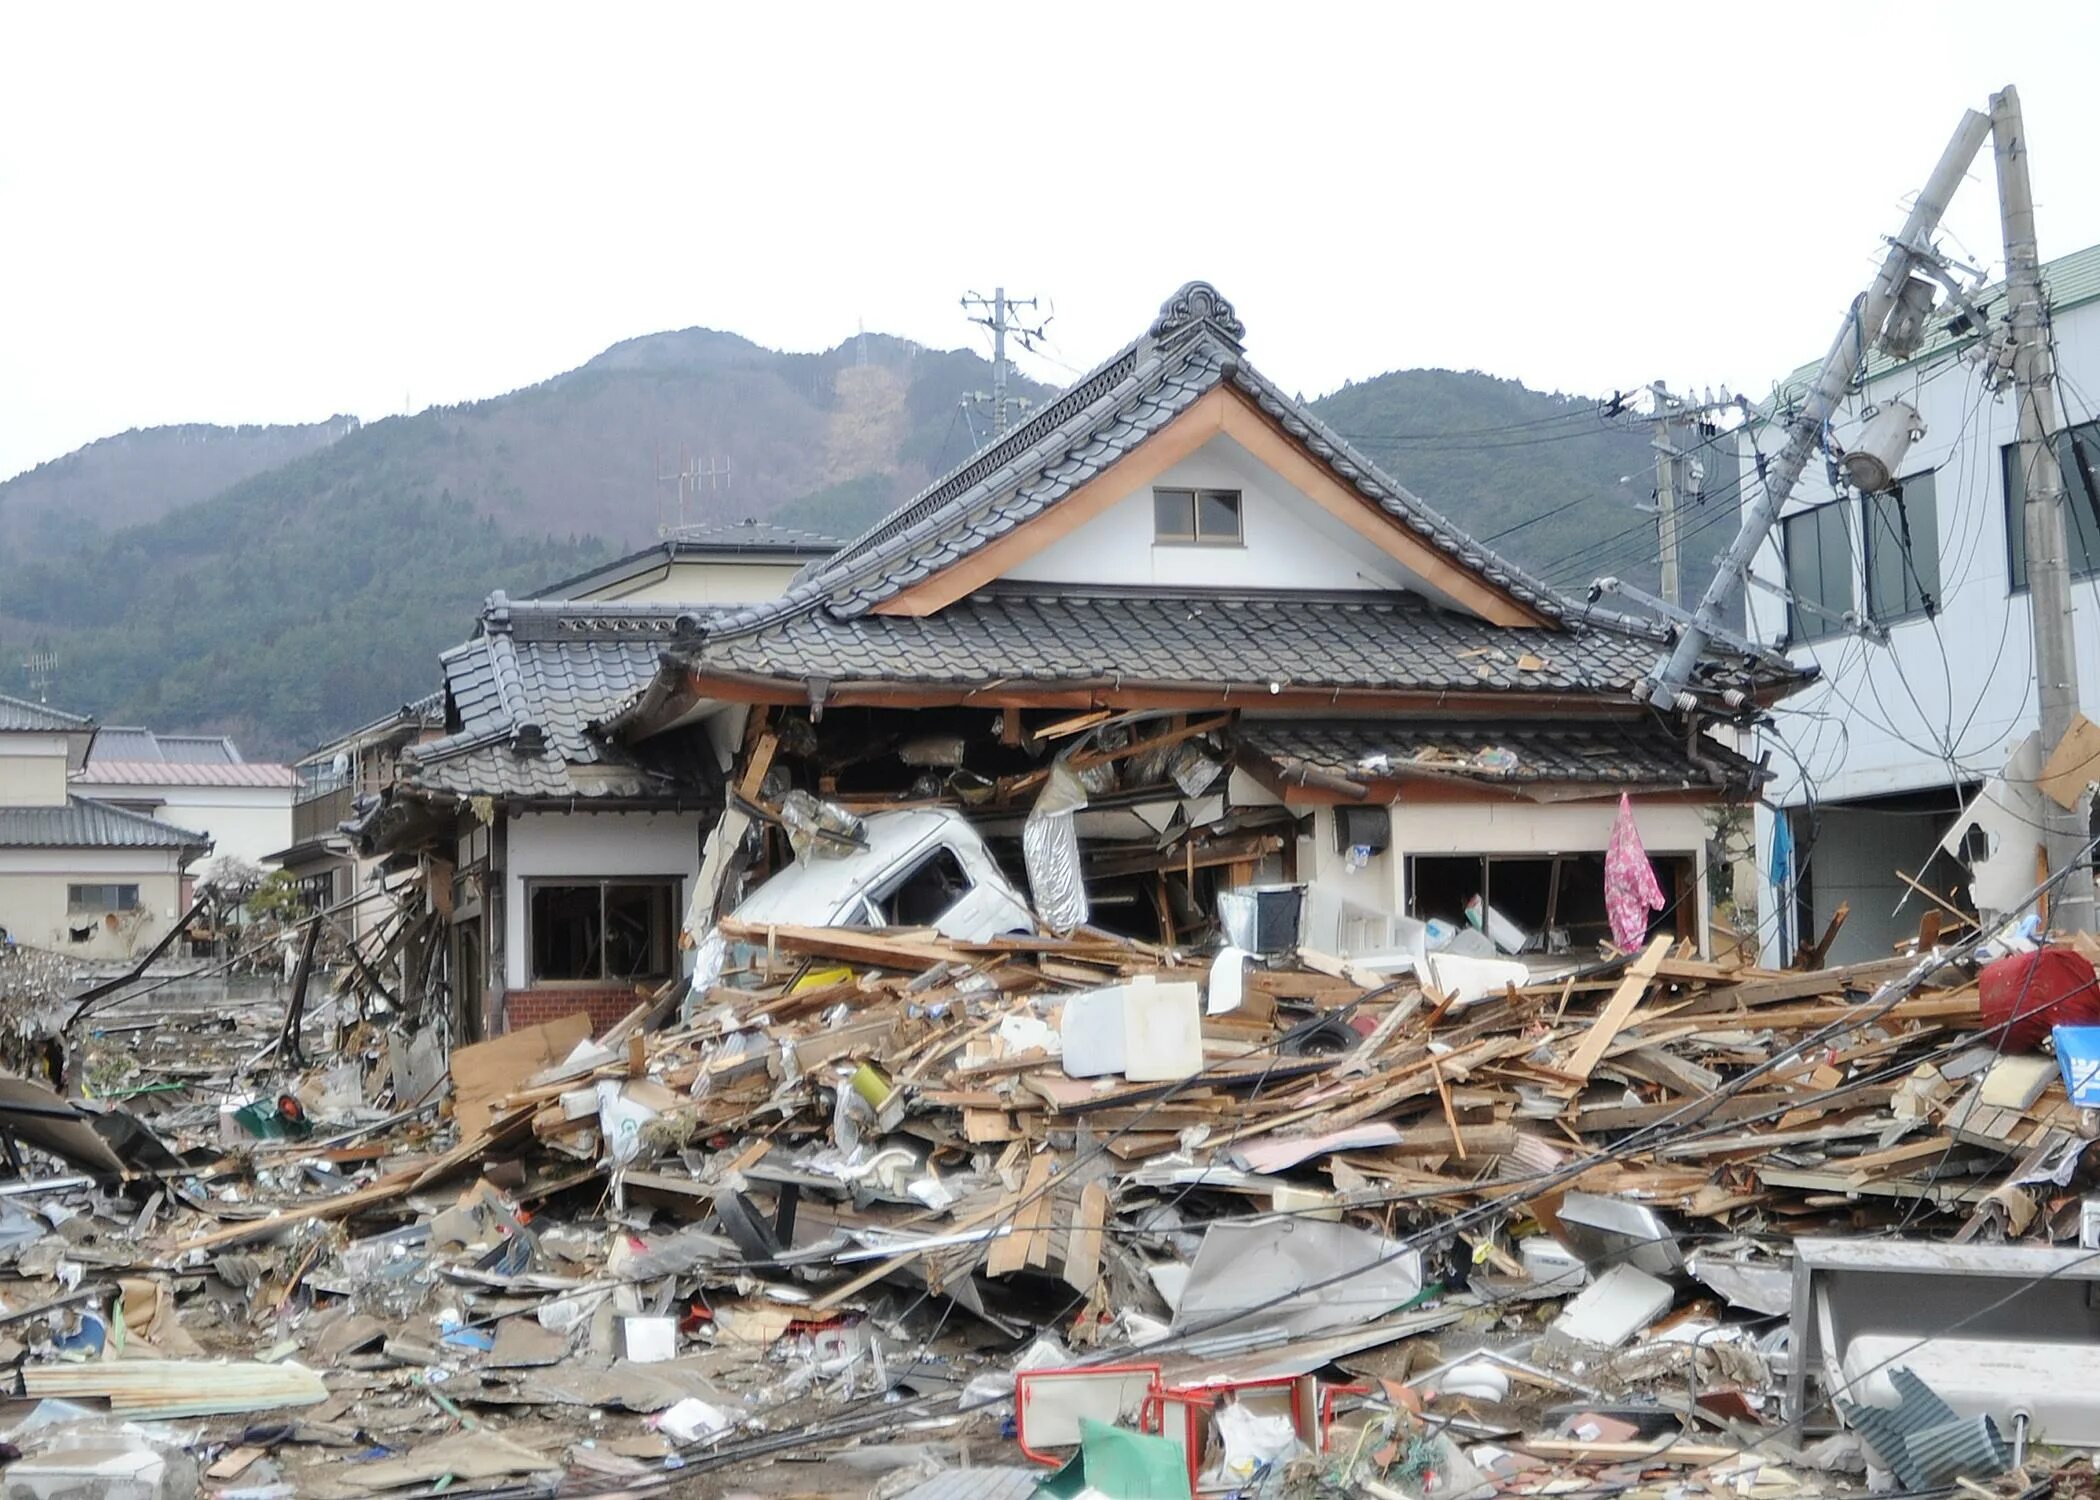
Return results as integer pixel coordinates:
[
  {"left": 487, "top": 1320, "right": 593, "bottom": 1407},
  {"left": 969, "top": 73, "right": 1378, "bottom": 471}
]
[
  {"left": 731, "top": 807, "right": 1034, "bottom": 941},
  {"left": 690, "top": 808, "right": 1036, "bottom": 995}
]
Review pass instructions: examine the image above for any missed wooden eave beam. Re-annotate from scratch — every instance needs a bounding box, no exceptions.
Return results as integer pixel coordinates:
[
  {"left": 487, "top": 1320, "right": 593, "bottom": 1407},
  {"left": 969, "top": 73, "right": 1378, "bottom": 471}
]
[{"left": 677, "top": 667, "right": 1644, "bottom": 716}]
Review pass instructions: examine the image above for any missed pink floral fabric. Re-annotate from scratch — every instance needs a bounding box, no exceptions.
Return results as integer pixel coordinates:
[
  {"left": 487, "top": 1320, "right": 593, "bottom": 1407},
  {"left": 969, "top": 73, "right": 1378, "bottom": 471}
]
[{"left": 1603, "top": 792, "right": 1666, "bottom": 950}]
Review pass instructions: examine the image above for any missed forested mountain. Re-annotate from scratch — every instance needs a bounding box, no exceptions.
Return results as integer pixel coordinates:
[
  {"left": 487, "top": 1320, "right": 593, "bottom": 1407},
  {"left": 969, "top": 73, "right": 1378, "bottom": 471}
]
[
  {"left": 0, "top": 418, "right": 356, "bottom": 556},
  {"left": 0, "top": 333, "right": 1696, "bottom": 759}
]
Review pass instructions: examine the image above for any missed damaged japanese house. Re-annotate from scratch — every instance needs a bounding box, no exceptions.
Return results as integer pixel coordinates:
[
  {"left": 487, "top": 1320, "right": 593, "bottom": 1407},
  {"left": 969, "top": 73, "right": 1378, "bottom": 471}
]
[{"left": 358, "top": 282, "right": 1797, "bottom": 1036}]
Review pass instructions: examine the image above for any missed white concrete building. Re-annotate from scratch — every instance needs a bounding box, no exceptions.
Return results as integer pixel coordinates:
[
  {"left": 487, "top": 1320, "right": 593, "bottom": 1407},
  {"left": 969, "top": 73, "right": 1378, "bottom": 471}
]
[
  {"left": 75, "top": 726, "right": 296, "bottom": 879},
  {"left": 0, "top": 696, "right": 210, "bottom": 960},
  {"left": 1741, "top": 242, "right": 2100, "bottom": 965}
]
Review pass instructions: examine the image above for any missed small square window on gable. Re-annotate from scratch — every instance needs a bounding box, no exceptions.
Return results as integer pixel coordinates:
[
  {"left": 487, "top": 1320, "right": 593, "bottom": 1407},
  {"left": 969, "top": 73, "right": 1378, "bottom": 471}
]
[{"left": 1153, "top": 486, "right": 1243, "bottom": 545}]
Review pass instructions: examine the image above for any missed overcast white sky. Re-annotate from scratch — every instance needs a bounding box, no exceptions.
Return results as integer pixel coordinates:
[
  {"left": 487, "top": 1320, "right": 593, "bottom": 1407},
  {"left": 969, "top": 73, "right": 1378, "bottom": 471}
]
[{"left": 4, "top": 2, "right": 2100, "bottom": 482}]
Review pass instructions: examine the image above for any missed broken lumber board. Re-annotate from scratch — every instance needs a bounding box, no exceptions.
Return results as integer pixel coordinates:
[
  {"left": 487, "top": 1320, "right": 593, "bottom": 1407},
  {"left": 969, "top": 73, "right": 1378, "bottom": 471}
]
[
  {"left": 1062, "top": 1181, "right": 1108, "bottom": 1293},
  {"left": 715, "top": 919, "right": 964, "bottom": 971},
  {"left": 1692, "top": 956, "right": 1916, "bottom": 1010},
  {"left": 1557, "top": 935, "right": 1672, "bottom": 1085},
  {"left": 986, "top": 1155, "right": 1053, "bottom": 1277}
]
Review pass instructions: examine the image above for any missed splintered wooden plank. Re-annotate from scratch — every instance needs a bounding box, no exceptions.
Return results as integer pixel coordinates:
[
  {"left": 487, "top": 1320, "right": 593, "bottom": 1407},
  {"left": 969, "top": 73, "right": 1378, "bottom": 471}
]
[
  {"left": 987, "top": 1154, "right": 1053, "bottom": 1277},
  {"left": 1559, "top": 936, "right": 1672, "bottom": 1085},
  {"left": 1063, "top": 1181, "right": 1108, "bottom": 1294}
]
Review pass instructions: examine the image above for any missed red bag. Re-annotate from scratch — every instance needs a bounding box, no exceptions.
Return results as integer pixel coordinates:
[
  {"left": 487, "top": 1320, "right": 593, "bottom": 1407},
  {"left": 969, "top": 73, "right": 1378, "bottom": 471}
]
[{"left": 1978, "top": 946, "right": 2100, "bottom": 1052}]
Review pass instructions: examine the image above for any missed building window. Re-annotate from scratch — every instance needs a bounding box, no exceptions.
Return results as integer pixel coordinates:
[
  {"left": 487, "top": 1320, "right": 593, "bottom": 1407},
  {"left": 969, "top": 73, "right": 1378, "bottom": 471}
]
[
  {"left": 2003, "top": 420, "right": 2100, "bottom": 589},
  {"left": 1863, "top": 470, "right": 1940, "bottom": 622},
  {"left": 527, "top": 879, "right": 677, "bottom": 984},
  {"left": 1153, "top": 487, "right": 1243, "bottom": 544},
  {"left": 1781, "top": 502, "right": 1852, "bottom": 642},
  {"left": 68, "top": 884, "right": 140, "bottom": 915}
]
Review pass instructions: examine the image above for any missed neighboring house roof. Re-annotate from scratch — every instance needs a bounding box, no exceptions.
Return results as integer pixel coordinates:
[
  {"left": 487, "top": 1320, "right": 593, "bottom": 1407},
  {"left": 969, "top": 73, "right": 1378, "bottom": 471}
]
[
  {"left": 90, "top": 727, "right": 243, "bottom": 764},
  {"left": 679, "top": 584, "right": 1656, "bottom": 698},
  {"left": 0, "top": 693, "right": 93, "bottom": 733},
  {"left": 0, "top": 797, "right": 211, "bottom": 852},
  {"left": 73, "top": 760, "right": 300, "bottom": 789},
  {"left": 1236, "top": 717, "right": 1759, "bottom": 792},
  {"left": 404, "top": 598, "right": 718, "bottom": 804},
  {"left": 297, "top": 691, "right": 446, "bottom": 767},
  {"left": 536, "top": 522, "right": 841, "bottom": 600}
]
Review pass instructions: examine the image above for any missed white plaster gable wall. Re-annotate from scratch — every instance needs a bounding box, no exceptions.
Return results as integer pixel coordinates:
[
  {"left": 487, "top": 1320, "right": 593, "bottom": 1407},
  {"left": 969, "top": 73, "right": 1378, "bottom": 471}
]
[
  {"left": 80, "top": 781, "right": 290, "bottom": 874},
  {"left": 1003, "top": 433, "right": 1469, "bottom": 605},
  {"left": 502, "top": 810, "right": 704, "bottom": 990}
]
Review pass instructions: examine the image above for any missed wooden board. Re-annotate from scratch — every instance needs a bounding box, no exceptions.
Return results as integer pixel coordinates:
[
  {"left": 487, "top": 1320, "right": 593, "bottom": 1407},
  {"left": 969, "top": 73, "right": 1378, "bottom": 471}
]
[
  {"left": 1559, "top": 936, "right": 1672, "bottom": 1084},
  {"left": 2040, "top": 712, "right": 2100, "bottom": 810},
  {"left": 451, "top": 1013, "right": 594, "bottom": 1136}
]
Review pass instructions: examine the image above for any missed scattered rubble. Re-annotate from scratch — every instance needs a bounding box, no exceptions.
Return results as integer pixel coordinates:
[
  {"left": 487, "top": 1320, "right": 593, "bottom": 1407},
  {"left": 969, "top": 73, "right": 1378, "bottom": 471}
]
[{"left": 0, "top": 819, "right": 2097, "bottom": 1497}]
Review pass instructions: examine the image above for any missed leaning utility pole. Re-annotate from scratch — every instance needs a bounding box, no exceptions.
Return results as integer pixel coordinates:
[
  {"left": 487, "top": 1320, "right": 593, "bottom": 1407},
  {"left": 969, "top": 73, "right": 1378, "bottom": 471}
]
[
  {"left": 1994, "top": 84, "right": 2093, "bottom": 932},
  {"left": 961, "top": 286, "right": 1044, "bottom": 436},
  {"left": 1642, "top": 106, "right": 1992, "bottom": 711}
]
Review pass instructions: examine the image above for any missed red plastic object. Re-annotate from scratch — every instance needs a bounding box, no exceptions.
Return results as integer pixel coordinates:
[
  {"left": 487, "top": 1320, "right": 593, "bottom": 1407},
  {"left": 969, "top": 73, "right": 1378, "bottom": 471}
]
[{"left": 1979, "top": 946, "right": 2100, "bottom": 1051}]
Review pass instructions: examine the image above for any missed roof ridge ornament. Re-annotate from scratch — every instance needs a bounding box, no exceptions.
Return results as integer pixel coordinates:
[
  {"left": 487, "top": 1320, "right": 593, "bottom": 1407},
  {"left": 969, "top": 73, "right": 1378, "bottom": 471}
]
[{"left": 1149, "top": 281, "right": 1245, "bottom": 348}]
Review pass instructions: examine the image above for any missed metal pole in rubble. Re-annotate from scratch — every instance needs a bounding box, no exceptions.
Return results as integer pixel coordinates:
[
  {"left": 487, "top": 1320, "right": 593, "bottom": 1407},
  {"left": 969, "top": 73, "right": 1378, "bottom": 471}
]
[
  {"left": 1994, "top": 83, "right": 2094, "bottom": 933},
  {"left": 1642, "top": 106, "right": 1993, "bottom": 711}
]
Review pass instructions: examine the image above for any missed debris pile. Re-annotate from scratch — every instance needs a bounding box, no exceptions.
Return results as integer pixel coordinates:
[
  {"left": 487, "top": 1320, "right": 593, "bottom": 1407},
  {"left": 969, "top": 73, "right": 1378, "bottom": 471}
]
[{"left": 0, "top": 889, "right": 2095, "bottom": 1495}]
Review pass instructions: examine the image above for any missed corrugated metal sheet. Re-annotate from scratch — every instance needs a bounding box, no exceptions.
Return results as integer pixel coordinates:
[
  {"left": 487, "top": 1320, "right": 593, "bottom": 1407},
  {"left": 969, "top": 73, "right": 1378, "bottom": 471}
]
[{"left": 1841, "top": 1366, "right": 2007, "bottom": 1487}]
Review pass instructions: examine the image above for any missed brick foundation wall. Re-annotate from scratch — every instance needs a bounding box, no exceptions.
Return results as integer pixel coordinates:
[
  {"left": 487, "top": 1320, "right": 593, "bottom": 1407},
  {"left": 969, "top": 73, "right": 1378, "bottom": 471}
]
[{"left": 501, "top": 988, "right": 645, "bottom": 1035}]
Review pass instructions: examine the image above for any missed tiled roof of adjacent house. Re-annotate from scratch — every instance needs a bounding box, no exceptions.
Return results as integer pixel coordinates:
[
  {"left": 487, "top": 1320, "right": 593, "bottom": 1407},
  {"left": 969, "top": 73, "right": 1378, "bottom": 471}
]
[
  {"left": 536, "top": 522, "right": 841, "bottom": 601},
  {"left": 74, "top": 760, "right": 299, "bottom": 789},
  {"left": 1236, "top": 717, "right": 1760, "bottom": 791},
  {"left": 90, "top": 727, "right": 243, "bottom": 764},
  {"left": 0, "top": 797, "right": 210, "bottom": 851},
  {"left": 680, "top": 585, "right": 1656, "bottom": 697},
  {"left": 405, "top": 598, "right": 716, "bottom": 803},
  {"left": 0, "top": 693, "right": 93, "bottom": 733}
]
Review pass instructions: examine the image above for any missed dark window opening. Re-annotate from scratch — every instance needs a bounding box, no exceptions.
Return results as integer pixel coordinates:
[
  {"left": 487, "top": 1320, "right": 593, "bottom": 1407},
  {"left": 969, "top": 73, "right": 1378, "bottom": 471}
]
[
  {"left": 2004, "top": 419, "right": 2100, "bottom": 589},
  {"left": 67, "top": 883, "right": 140, "bottom": 915},
  {"left": 1782, "top": 502, "right": 1851, "bottom": 642},
  {"left": 1863, "top": 471, "right": 1940, "bottom": 622},
  {"left": 1408, "top": 851, "right": 1689, "bottom": 952},
  {"left": 528, "top": 880, "right": 676, "bottom": 984},
  {"left": 1153, "top": 487, "right": 1243, "bottom": 544},
  {"left": 874, "top": 846, "right": 972, "bottom": 927}
]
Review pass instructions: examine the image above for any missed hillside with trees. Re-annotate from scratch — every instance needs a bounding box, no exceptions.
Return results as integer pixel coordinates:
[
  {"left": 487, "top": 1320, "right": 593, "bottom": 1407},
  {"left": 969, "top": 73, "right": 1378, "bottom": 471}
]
[
  {"left": 0, "top": 335, "right": 1702, "bottom": 758},
  {"left": 0, "top": 418, "right": 357, "bottom": 556}
]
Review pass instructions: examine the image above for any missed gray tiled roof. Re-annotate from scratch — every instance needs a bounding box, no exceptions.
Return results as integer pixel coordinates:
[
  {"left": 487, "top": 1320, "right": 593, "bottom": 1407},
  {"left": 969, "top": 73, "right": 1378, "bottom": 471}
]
[
  {"left": 678, "top": 585, "right": 1657, "bottom": 697},
  {"left": 0, "top": 694, "right": 92, "bottom": 734},
  {"left": 1236, "top": 717, "right": 1758, "bottom": 790},
  {"left": 90, "top": 727, "right": 242, "bottom": 764},
  {"left": 406, "top": 598, "right": 714, "bottom": 802},
  {"left": 0, "top": 797, "right": 210, "bottom": 851}
]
